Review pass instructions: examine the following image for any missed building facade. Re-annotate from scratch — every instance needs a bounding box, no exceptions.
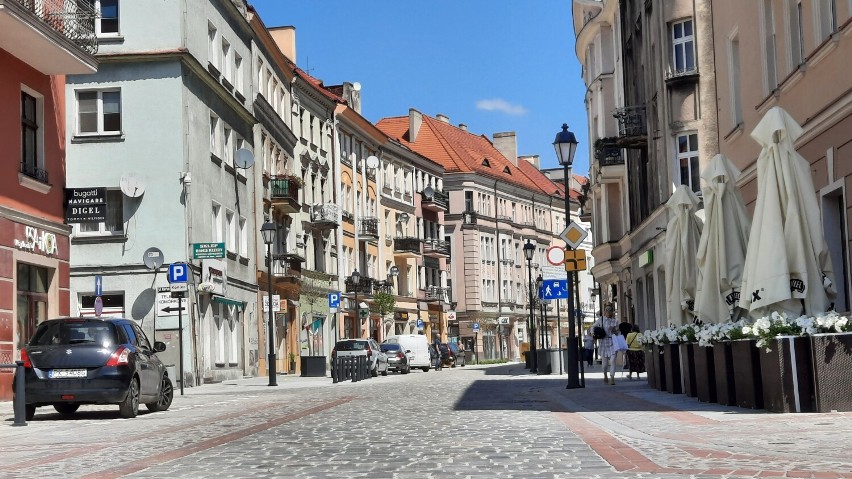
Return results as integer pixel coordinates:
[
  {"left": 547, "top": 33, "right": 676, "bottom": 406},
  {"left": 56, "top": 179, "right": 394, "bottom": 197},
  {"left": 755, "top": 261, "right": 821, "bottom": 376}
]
[{"left": 0, "top": 0, "right": 98, "bottom": 400}]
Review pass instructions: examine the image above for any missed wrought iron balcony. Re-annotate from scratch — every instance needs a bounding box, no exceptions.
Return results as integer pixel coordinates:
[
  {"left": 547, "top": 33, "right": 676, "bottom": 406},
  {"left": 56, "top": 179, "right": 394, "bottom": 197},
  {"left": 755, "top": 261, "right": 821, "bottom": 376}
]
[
  {"left": 425, "top": 286, "right": 449, "bottom": 302},
  {"left": 358, "top": 217, "right": 379, "bottom": 239},
  {"left": 19, "top": 163, "right": 48, "bottom": 183},
  {"left": 421, "top": 189, "right": 449, "bottom": 212},
  {"left": 613, "top": 105, "right": 647, "bottom": 146},
  {"left": 310, "top": 203, "right": 339, "bottom": 229},
  {"left": 344, "top": 276, "right": 374, "bottom": 295},
  {"left": 593, "top": 137, "right": 624, "bottom": 166},
  {"left": 423, "top": 239, "right": 450, "bottom": 257},
  {"left": 271, "top": 257, "right": 302, "bottom": 287},
  {"left": 394, "top": 236, "right": 421, "bottom": 256},
  {"left": 269, "top": 176, "right": 301, "bottom": 214},
  {"left": 12, "top": 0, "right": 98, "bottom": 54},
  {"left": 461, "top": 210, "right": 477, "bottom": 227}
]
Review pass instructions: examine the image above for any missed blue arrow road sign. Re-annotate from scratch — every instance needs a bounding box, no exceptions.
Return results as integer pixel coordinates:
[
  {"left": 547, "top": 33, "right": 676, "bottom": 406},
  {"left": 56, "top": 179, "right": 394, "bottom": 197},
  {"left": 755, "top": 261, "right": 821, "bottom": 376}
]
[
  {"left": 539, "top": 279, "right": 569, "bottom": 300},
  {"left": 168, "top": 263, "right": 188, "bottom": 283},
  {"left": 328, "top": 292, "right": 340, "bottom": 308},
  {"left": 94, "top": 275, "right": 103, "bottom": 296}
]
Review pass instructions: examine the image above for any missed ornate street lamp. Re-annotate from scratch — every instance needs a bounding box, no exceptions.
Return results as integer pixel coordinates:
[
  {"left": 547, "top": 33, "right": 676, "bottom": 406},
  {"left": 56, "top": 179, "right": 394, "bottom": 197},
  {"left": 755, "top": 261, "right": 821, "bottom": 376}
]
[
  {"left": 523, "top": 240, "right": 538, "bottom": 373},
  {"left": 553, "top": 123, "right": 582, "bottom": 389},
  {"left": 537, "top": 274, "right": 547, "bottom": 348},
  {"left": 350, "top": 270, "right": 361, "bottom": 338},
  {"left": 260, "top": 222, "right": 277, "bottom": 387}
]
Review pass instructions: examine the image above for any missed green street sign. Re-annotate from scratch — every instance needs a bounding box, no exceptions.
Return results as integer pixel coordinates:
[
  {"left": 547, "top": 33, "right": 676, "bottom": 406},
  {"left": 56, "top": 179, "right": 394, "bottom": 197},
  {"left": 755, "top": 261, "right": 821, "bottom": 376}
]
[
  {"left": 192, "top": 242, "right": 226, "bottom": 259},
  {"left": 359, "top": 308, "right": 369, "bottom": 318}
]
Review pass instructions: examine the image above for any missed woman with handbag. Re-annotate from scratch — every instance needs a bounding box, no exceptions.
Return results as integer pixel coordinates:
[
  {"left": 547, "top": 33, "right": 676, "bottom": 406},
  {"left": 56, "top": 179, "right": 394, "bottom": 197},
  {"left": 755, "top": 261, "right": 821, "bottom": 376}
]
[
  {"left": 625, "top": 324, "right": 646, "bottom": 379},
  {"left": 591, "top": 302, "right": 620, "bottom": 385}
]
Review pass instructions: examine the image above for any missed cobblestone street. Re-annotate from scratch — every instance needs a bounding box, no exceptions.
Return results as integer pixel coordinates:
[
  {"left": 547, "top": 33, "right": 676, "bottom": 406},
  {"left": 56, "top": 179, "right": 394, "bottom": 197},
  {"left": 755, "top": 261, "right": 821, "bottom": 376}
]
[{"left": 2, "top": 363, "right": 851, "bottom": 478}]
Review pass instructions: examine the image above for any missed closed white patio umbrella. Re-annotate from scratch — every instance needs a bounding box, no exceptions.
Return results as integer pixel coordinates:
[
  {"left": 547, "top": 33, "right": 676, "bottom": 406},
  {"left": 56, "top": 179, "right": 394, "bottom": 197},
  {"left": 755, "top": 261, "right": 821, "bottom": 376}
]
[
  {"left": 695, "top": 154, "right": 751, "bottom": 323},
  {"left": 665, "top": 185, "right": 703, "bottom": 326},
  {"left": 738, "top": 106, "right": 836, "bottom": 318}
]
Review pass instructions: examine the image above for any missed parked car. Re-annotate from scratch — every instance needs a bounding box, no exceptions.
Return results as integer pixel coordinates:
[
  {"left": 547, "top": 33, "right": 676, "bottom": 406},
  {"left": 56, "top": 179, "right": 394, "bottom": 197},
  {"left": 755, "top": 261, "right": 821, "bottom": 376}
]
[
  {"left": 379, "top": 343, "right": 410, "bottom": 374},
  {"left": 331, "top": 338, "right": 388, "bottom": 377},
  {"left": 447, "top": 342, "right": 465, "bottom": 367},
  {"left": 20, "top": 317, "right": 173, "bottom": 420},
  {"left": 384, "top": 334, "right": 432, "bottom": 372}
]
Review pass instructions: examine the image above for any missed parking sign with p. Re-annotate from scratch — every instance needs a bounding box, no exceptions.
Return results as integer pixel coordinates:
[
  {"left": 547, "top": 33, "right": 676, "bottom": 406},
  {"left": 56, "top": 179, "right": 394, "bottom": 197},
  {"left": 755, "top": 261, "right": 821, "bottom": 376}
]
[{"left": 168, "top": 263, "right": 188, "bottom": 283}]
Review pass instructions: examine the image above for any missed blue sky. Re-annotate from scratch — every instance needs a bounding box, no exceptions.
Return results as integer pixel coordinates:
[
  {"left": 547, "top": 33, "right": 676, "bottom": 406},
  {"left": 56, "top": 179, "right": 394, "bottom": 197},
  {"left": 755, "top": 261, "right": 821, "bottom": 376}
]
[{"left": 250, "top": 0, "right": 590, "bottom": 175}]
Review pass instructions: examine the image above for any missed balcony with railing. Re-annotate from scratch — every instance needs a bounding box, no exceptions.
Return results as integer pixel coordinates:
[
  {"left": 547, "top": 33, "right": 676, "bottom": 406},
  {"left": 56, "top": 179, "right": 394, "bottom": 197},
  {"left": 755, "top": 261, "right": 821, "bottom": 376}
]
[
  {"left": 344, "top": 275, "right": 374, "bottom": 295},
  {"left": 425, "top": 286, "right": 449, "bottom": 302},
  {"left": 270, "top": 256, "right": 302, "bottom": 291},
  {"left": 422, "top": 239, "right": 450, "bottom": 257},
  {"left": 421, "top": 189, "right": 449, "bottom": 212},
  {"left": 358, "top": 217, "right": 379, "bottom": 240},
  {"left": 593, "top": 137, "right": 624, "bottom": 166},
  {"left": 310, "top": 203, "right": 339, "bottom": 229},
  {"left": 613, "top": 105, "right": 647, "bottom": 147},
  {"left": 2, "top": 0, "right": 98, "bottom": 74},
  {"left": 19, "top": 163, "right": 48, "bottom": 183},
  {"left": 269, "top": 176, "right": 301, "bottom": 214},
  {"left": 461, "top": 210, "right": 477, "bottom": 228},
  {"left": 393, "top": 236, "right": 421, "bottom": 257}
]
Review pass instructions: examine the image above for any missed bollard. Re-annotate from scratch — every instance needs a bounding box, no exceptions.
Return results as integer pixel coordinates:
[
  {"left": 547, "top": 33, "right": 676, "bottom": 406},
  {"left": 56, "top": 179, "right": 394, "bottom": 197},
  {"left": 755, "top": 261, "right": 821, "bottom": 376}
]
[
  {"left": 13, "top": 361, "right": 27, "bottom": 427},
  {"left": 350, "top": 356, "right": 357, "bottom": 383},
  {"left": 332, "top": 356, "right": 338, "bottom": 383}
]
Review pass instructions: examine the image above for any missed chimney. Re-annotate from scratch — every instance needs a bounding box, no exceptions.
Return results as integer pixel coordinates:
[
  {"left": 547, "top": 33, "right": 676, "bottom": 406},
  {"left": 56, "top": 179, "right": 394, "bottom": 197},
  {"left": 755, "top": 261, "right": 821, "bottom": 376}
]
[
  {"left": 409, "top": 108, "right": 423, "bottom": 143},
  {"left": 343, "top": 82, "right": 362, "bottom": 114},
  {"left": 519, "top": 155, "right": 540, "bottom": 168},
  {"left": 459, "top": 123, "right": 468, "bottom": 131},
  {"left": 267, "top": 26, "right": 296, "bottom": 63},
  {"left": 492, "top": 132, "right": 518, "bottom": 166},
  {"left": 436, "top": 113, "right": 449, "bottom": 123}
]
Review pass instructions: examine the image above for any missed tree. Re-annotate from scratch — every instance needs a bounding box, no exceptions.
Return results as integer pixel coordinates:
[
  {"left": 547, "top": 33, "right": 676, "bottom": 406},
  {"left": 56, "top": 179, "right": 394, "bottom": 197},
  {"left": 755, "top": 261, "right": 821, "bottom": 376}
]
[{"left": 372, "top": 290, "right": 396, "bottom": 336}]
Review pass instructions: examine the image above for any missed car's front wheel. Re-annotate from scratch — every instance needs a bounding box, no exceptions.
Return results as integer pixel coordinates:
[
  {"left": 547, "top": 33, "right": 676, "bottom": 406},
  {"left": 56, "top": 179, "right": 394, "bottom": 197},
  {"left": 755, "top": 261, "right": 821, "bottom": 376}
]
[
  {"left": 119, "top": 377, "right": 140, "bottom": 418},
  {"left": 146, "top": 375, "right": 173, "bottom": 412},
  {"left": 53, "top": 403, "right": 80, "bottom": 415}
]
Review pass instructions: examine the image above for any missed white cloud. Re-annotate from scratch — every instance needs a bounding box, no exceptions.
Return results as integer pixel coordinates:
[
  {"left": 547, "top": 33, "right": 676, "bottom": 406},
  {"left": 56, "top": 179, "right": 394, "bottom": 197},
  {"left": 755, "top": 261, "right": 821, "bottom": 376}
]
[{"left": 475, "top": 98, "right": 528, "bottom": 116}]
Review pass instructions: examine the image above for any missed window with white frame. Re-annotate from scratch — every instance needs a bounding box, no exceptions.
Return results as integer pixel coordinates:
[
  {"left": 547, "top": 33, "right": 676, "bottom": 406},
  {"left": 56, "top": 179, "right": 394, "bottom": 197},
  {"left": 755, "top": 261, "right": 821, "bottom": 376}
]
[
  {"left": 21, "top": 89, "right": 44, "bottom": 181},
  {"left": 763, "top": 0, "right": 778, "bottom": 91},
  {"left": 677, "top": 133, "right": 700, "bottom": 193},
  {"left": 729, "top": 35, "right": 743, "bottom": 127},
  {"left": 226, "top": 210, "right": 236, "bottom": 253},
  {"left": 671, "top": 19, "right": 695, "bottom": 74},
  {"left": 212, "top": 202, "right": 222, "bottom": 242},
  {"left": 210, "top": 114, "right": 219, "bottom": 158},
  {"left": 234, "top": 52, "right": 243, "bottom": 93},
  {"left": 77, "top": 190, "right": 123, "bottom": 236},
  {"left": 207, "top": 23, "right": 218, "bottom": 69},
  {"left": 223, "top": 127, "right": 233, "bottom": 166},
  {"left": 221, "top": 38, "right": 231, "bottom": 83},
  {"left": 239, "top": 217, "right": 247, "bottom": 257},
  {"left": 76, "top": 89, "right": 121, "bottom": 135},
  {"left": 788, "top": 0, "right": 804, "bottom": 68},
  {"left": 88, "top": 0, "right": 119, "bottom": 36}
]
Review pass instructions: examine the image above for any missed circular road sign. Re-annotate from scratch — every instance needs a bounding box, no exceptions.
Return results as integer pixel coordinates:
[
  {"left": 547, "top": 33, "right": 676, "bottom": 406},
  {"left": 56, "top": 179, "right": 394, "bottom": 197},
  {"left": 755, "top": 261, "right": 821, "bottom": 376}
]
[
  {"left": 546, "top": 246, "right": 565, "bottom": 266},
  {"left": 143, "top": 247, "right": 165, "bottom": 270}
]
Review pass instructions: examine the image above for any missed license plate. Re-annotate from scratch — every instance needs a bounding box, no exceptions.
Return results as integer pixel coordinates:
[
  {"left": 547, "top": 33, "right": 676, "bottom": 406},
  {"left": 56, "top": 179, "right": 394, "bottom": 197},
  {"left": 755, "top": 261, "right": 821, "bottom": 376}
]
[{"left": 49, "top": 369, "right": 87, "bottom": 379}]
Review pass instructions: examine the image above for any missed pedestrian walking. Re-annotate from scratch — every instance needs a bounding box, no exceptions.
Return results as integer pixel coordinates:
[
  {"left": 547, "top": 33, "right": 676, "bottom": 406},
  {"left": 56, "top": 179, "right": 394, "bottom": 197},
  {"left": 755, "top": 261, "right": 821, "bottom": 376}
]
[
  {"left": 625, "top": 324, "right": 646, "bottom": 380},
  {"left": 618, "top": 319, "right": 632, "bottom": 370},
  {"left": 592, "top": 302, "right": 619, "bottom": 385},
  {"left": 432, "top": 339, "right": 443, "bottom": 371},
  {"left": 582, "top": 329, "right": 594, "bottom": 366}
]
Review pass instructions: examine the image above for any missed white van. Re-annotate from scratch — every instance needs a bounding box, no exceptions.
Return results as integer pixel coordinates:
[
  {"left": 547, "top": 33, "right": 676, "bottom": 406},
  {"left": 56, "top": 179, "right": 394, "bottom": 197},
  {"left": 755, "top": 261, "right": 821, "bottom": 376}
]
[{"left": 384, "top": 334, "right": 432, "bottom": 372}]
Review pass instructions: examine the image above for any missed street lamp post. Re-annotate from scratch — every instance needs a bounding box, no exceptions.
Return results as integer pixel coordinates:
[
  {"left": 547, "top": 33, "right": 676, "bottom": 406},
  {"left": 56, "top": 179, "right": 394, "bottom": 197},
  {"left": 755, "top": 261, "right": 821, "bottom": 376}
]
[
  {"left": 537, "top": 274, "right": 547, "bottom": 348},
  {"left": 553, "top": 123, "right": 582, "bottom": 389},
  {"left": 260, "top": 222, "right": 277, "bottom": 387},
  {"left": 523, "top": 241, "right": 537, "bottom": 373},
  {"left": 350, "top": 270, "right": 361, "bottom": 338}
]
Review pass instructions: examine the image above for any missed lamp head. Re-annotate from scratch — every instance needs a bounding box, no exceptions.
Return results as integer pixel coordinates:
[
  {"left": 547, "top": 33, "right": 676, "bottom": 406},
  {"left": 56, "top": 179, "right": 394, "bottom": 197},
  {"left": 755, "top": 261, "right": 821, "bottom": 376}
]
[
  {"left": 260, "top": 222, "right": 276, "bottom": 245},
  {"left": 553, "top": 123, "right": 578, "bottom": 167},
  {"left": 388, "top": 265, "right": 400, "bottom": 277},
  {"left": 350, "top": 269, "right": 360, "bottom": 282},
  {"left": 523, "top": 240, "right": 535, "bottom": 261},
  {"left": 536, "top": 274, "right": 543, "bottom": 289}
]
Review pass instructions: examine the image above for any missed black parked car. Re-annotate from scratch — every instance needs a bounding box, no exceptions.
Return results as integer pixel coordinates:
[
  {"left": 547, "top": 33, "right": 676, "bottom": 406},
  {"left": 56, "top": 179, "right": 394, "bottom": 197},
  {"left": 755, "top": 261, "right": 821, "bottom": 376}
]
[{"left": 20, "top": 317, "right": 173, "bottom": 420}]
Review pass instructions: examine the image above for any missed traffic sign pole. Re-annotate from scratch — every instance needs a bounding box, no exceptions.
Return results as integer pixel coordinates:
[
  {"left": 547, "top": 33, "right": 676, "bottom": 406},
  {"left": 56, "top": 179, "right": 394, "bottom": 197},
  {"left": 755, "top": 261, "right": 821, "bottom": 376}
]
[{"left": 178, "top": 295, "right": 184, "bottom": 396}]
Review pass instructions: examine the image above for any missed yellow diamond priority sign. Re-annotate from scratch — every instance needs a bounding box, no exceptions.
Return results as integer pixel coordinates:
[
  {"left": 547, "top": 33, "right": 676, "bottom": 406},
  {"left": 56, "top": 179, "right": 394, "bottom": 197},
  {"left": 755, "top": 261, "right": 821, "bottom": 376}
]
[{"left": 560, "top": 221, "right": 588, "bottom": 249}]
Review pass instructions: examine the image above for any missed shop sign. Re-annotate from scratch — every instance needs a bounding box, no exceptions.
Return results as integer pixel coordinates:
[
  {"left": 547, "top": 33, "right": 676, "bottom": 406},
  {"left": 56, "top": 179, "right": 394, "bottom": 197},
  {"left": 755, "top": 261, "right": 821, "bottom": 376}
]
[
  {"left": 14, "top": 226, "right": 58, "bottom": 256},
  {"left": 64, "top": 187, "right": 107, "bottom": 223}
]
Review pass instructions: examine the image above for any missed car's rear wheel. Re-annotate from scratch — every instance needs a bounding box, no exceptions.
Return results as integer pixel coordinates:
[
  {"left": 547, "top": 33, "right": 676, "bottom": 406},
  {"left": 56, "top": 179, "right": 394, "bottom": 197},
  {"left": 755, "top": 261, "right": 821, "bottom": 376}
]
[
  {"left": 119, "top": 377, "right": 140, "bottom": 418},
  {"left": 402, "top": 366, "right": 410, "bottom": 374},
  {"left": 422, "top": 367, "right": 430, "bottom": 372},
  {"left": 371, "top": 364, "right": 378, "bottom": 377},
  {"left": 25, "top": 405, "right": 35, "bottom": 421},
  {"left": 146, "top": 375, "right": 173, "bottom": 412},
  {"left": 53, "top": 403, "right": 80, "bottom": 415}
]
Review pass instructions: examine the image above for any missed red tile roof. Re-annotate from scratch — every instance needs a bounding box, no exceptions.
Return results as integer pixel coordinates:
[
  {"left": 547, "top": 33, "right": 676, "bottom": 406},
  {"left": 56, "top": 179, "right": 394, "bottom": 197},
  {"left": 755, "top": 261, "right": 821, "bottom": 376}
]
[{"left": 376, "top": 114, "right": 563, "bottom": 196}]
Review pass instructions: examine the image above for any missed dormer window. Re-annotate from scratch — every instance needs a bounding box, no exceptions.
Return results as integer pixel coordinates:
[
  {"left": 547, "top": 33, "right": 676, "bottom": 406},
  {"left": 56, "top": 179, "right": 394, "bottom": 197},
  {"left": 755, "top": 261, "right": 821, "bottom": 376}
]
[
  {"left": 481, "top": 158, "right": 491, "bottom": 167},
  {"left": 503, "top": 166, "right": 511, "bottom": 174}
]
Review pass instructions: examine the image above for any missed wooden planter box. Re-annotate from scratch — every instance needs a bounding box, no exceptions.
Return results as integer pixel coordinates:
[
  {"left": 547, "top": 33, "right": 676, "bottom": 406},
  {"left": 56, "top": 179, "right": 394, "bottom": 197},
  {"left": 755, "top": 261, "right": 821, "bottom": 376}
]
[
  {"left": 679, "top": 343, "right": 697, "bottom": 398},
  {"left": 731, "top": 339, "right": 763, "bottom": 409},
  {"left": 645, "top": 346, "right": 657, "bottom": 389},
  {"left": 663, "top": 343, "right": 682, "bottom": 394},
  {"left": 653, "top": 345, "right": 667, "bottom": 391},
  {"left": 713, "top": 341, "right": 736, "bottom": 406},
  {"left": 810, "top": 333, "right": 852, "bottom": 412},
  {"left": 693, "top": 344, "right": 717, "bottom": 403},
  {"left": 758, "top": 336, "right": 814, "bottom": 413}
]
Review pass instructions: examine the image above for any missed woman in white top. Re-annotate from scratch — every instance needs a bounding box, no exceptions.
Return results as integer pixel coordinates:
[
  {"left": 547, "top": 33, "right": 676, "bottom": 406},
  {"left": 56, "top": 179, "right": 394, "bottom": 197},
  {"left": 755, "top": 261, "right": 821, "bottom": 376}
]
[{"left": 592, "top": 302, "right": 620, "bottom": 385}]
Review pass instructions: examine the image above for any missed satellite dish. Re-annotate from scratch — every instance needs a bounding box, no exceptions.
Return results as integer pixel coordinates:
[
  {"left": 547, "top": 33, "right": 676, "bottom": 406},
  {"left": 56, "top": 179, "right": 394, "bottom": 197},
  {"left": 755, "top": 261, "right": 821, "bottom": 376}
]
[
  {"left": 143, "top": 247, "right": 165, "bottom": 270},
  {"left": 423, "top": 185, "right": 434, "bottom": 199},
  {"left": 352, "top": 82, "right": 361, "bottom": 91},
  {"left": 120, "top": 175, "right": 145, "bottom": 198},
  {"left": 235, "top": 148, "right": 255, "bottom": 169},
  {"left": 365, "top": 155, "right": 379, "bottom": 169}
]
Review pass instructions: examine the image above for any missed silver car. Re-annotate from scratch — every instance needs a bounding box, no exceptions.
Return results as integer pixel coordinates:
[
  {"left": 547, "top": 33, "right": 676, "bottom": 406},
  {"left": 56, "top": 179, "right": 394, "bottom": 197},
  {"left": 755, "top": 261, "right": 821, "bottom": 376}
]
[{"left": 332, "top": 339, "right": 388, "bottom": 377}]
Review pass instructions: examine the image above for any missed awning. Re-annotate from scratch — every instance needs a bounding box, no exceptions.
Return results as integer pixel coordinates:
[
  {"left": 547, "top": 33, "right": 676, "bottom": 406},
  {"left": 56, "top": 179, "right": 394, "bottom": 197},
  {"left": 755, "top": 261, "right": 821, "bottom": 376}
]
[{"left": 212, "top": 296, "right": 245, "bottom": 311}]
